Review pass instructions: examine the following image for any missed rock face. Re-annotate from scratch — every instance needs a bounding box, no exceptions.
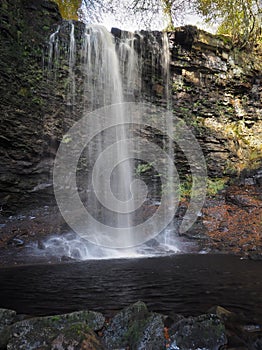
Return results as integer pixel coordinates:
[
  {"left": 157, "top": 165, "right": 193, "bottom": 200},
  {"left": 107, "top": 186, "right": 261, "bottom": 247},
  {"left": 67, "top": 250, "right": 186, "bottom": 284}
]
[
  {"left": 167, "top": 28, "right": 262, "bottom": 180},
  {"left": 102, "top": 301, "right": 165, "bottom": 349},
  {"left": 0, "top": 0, "right": 261, "bottom": 216},
  {"left": 0, "top": 0, "right": 62, "bottom": 213}
]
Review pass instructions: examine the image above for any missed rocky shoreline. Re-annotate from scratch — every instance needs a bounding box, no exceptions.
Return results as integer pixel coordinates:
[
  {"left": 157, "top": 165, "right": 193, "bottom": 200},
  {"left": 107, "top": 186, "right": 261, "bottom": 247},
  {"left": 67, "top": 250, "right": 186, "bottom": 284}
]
[
  {"left": 0, "top": 177, "right": 261, "bottom": 266},
  {"left": 0, "top": 301, "right": 261, "bottom": 349}
]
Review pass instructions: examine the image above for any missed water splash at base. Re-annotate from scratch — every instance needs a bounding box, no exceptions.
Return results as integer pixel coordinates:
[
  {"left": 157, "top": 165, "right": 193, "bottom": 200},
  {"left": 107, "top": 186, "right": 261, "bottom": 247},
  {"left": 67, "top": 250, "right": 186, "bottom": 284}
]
[{"left": 28, "top": 231, "right": 181, "bottom": 261}]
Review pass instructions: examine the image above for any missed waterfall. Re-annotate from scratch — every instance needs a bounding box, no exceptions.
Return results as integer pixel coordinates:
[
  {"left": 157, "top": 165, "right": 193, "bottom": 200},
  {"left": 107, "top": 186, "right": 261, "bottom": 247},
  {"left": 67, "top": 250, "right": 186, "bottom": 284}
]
[
  {"left": 44, "top": 24, "right": 184, "bottom": 259},
  {"left": 47, "top": 25, "right": 60, "bottom": 78},
  {"left": 80, "top": 25, "right": 136, "bottom": 247},
  {"left": 68, "top": 22, "right": 76, "bottom": 108},
  {"left": 162, "top": 32, "right": 176, "bottom": 247}
]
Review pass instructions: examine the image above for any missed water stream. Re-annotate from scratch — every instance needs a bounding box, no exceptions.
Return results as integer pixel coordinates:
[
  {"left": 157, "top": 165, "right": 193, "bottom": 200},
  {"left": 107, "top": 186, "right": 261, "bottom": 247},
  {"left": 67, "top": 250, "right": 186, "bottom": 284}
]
[{"left": 46, "top": 23, "right": 182, "bottom": 257}]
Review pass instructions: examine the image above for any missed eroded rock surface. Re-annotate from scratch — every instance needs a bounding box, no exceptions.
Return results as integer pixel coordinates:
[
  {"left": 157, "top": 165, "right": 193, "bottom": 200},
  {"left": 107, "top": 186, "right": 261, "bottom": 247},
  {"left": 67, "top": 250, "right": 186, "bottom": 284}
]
[{"left": 7, "top": 310, "right": 105, "bottom": 350}]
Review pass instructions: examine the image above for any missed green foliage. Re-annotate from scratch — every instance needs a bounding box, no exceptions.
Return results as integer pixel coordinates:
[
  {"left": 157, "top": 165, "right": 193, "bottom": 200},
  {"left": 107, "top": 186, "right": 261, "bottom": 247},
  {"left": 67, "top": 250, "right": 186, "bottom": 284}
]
[
  {"left": 207, "top": 177, "right": 228, "bottom": 196},
  {"left": 131, "top": 0, "right": 188, "bottom": 30},
  {"left": 52, "top": 0, "right": 261, "bottom": 48},
  {"left": 136, "top": 162, "right": 153, "bottom": 175},
  {"left": 52, "top": 0, "right": 82, "bottom": 20},
  {"left": 171, "top": 176, "right": 228, "bottom": 199},
  {"left": 162, "top": 0, "right": 175, "bottom": 30},
  {"left": 133, "top": 0, "right": 261, "bottom": 47},
  {"left": 179, "top": 176, "right": 192, "bottom": 198},
  {"left": 62, "top": 134, "right": 72, "bottom": 144},
  {"left": 124, "top": 319, "right": 147, "bottom": 346},
  {"left": 195, "top": 0, "right": 262, "bottom": 48},
  {"left": 50, "top": 315, "right": 61, "bottom": 322}
]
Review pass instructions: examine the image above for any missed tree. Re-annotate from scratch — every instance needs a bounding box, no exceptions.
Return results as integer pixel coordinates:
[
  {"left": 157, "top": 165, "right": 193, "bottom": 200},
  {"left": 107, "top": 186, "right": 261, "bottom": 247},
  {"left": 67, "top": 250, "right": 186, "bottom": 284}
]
[
  {"left": 194, "top": 0, "right": 262, "bottom": 48},
  {"left": 131, "top": 0, "right": 189, "bottom": 29},
  {"left": 52, "top": 0, "right": 82, "bottom": 20},
  {"left": 52, "top": 0, "right": 261, "bottom": 48}
]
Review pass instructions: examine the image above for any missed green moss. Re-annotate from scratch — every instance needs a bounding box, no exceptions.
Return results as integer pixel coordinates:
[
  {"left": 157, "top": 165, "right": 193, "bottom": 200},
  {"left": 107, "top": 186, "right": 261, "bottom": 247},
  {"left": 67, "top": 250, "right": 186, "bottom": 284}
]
[
  {"left": 61, "top": 134, "right": 72, "bottom": 144},
  {"left": 179, "top": 175, "right": 192, "bottom": 198},
  {"left": 67, "top": 323, "right": 90, "bottom": 335},
  {"left": 207, "top": 177, "right": 228, "bottom": 196},
  {"left": 179, "top": 106, "right": 190, "bottom": 113},
  {"left": 124, "top": 319, "right": 147, "bottom": 346},
  {"left": 18, "top": 87, "right": 29, "bottom": 97},
  {"left": 32, "top": 96, "right": 44, "bottom": 105},
  {"left": 175, "top": 176, "right": 228, "bottom": 199},
  {"left": 172, "top": 79, "right": 184, "bottom": 91},
  {"left": 50, "top": 315, "right": 61, "bottom": 322},
  {"left": 58, "top": 323, "right": 92, "bottom": 342},
  {"left": 136, "top": 162, "right": 153, "bottom": 175}
]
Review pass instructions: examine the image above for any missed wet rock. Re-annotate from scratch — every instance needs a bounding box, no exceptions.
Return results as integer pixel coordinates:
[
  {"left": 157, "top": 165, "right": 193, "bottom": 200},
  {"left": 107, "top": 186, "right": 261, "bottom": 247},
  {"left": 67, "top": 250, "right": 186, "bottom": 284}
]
[
  {"left": 248, "top": 253, "right": 262, "bottom": 261},
  {"left": 136, "top": 313, "right": 165, "bottom": 349},
  {"left": 226, "top": 193, "right": 262, "bottom": 210},
  {"left": 7, "top": 237, "right": 24, "bottom": 247},
  {"left": 168, "top": 313, "right": 227, "bottom": 350},
  {"left": 207, "top": 305, "right": 262, "bottom": 349},
  {"left": 0, "top": 308, "right": 16, "bottom": 327},
  {"left": 249, "top": 335, "right": 262, "bottom": 349},
  {"left": 8, "top": 323, "right": 103, "bottom": 350},
  {"left": 208, "top": 305, "right": 234, "bottom": 322},
  {"left": 102, "top": 301, "right": 165, "bottom": 349},
  {"left": 180, "top": 219, "right": 210, "bottom": 240},
  {"left": 7, "top": 310, "right": 105, "bottom": 350},
  {"left": 0, "top": 308, "right": 16, "bottom": 349}
]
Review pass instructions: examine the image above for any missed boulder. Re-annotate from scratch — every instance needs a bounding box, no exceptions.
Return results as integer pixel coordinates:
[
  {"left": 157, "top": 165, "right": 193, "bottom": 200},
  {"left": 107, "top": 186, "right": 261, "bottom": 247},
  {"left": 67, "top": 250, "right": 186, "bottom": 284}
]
[
  {"left": 7, "top": 310, "right": 105, "bottom": 350},
  {"left": 0, "top": 308, "right": 16, "bottom": 349},
  {"left": 168, "top": 313, "right": 227, "bottom": 350},
  {"left": 102, "top": 301, "right": 165, "bottom": 349}
]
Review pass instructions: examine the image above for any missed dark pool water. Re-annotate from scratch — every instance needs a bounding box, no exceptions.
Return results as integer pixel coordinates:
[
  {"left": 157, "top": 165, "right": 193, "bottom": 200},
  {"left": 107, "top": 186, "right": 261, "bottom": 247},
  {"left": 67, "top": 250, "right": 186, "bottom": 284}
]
[{"left": 0, "top": 254, "right": 261, "bottom": 322}]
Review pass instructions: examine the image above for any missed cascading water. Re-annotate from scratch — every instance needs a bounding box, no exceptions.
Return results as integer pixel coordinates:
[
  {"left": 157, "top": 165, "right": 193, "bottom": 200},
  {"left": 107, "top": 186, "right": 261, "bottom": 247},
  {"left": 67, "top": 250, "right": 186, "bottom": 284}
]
[
  {"left": 80, "top": 25, "right": 136, "bottom": 247},
  {"left": 68, "top": 22, "right": 76, "bottom": 108},
  {"left": 161, "top": 32, "right": 176, "bottom": 247},
  {"left": 47, "top": 25, "right": 60, "bottom": 78},
  {"left": 40, "top": 23, "right": 185, "bottom": 260}
]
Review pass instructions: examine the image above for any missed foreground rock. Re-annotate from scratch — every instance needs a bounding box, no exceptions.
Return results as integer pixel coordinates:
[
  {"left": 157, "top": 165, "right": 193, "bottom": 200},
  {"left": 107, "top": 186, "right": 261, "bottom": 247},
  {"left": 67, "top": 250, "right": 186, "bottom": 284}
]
[
  {"left": 7, "top": 310, "right": 105, "bottom": 350},
  {"left": 168, "top": 314, "right": 227, "bottom": 349},
  {"left": 0, "top": 308, "right": 16, "bottom": 349},
  {"left": 102, "top": 301, "right": 165, "bottom": 349},
  {"left": 0, "top": 302, "right": 261, "bottom": 349}
]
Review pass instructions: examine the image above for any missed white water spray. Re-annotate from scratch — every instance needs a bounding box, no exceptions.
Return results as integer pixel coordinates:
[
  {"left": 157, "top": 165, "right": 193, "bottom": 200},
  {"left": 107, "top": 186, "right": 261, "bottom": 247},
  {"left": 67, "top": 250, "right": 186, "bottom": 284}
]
[{"left": 68, "top": 22, "right": 76, "bottom": 108}]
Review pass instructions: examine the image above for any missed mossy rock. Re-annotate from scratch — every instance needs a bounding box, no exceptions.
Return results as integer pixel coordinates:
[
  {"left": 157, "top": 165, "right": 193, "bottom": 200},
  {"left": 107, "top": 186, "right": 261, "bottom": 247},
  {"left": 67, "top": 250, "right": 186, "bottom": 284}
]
[
  {"left": 102, "top": 301, "right": 165, "bottom": 350},
  {"left": 7, "top": 310, "right": 105, "bottom": 350},
  {"left": 0, "top": 308, "right": 17, "bottom": 349},
  {"left": 169, "top": 313, "right": 227, "bottom": 349}
]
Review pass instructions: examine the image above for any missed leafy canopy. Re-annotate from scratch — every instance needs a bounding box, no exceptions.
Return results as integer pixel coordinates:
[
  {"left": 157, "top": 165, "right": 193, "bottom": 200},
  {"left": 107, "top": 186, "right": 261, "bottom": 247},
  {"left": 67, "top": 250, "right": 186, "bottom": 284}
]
[
  {"left": 51, "top": 0, "right": 262, "bottom": 47},
  {"left": 195, "top": 0, "right": 262, "bottom": 47},
  {"left": 52, "top": 0, "right": 82, "bottom": 20}
]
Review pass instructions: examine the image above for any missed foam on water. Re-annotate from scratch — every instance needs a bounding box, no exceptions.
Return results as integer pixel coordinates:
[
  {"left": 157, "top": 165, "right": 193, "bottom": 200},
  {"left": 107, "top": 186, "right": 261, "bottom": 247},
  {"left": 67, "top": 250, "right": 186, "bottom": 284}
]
[{"left": 28, "top": 231, "right": 180, "bottom": 261}]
